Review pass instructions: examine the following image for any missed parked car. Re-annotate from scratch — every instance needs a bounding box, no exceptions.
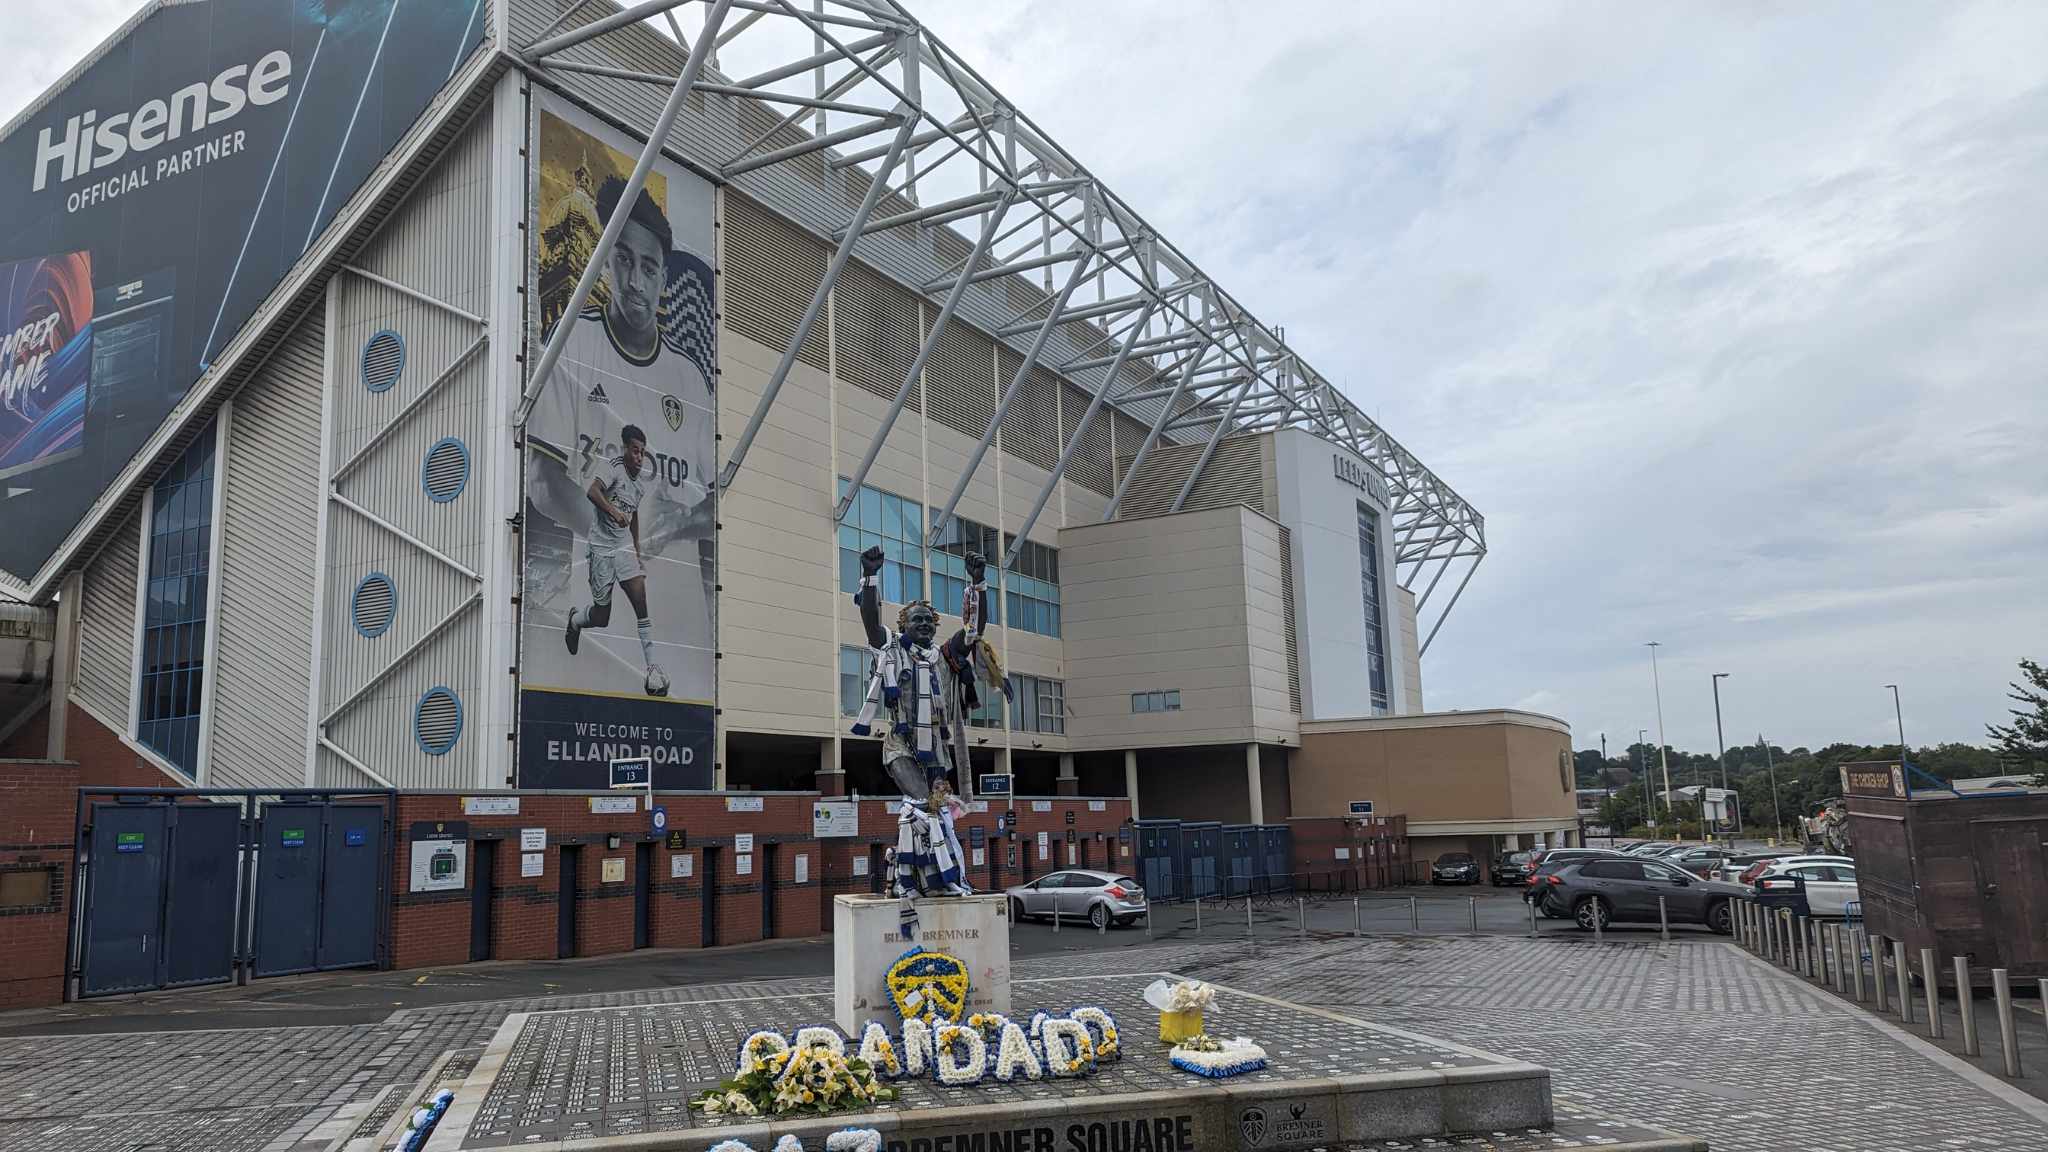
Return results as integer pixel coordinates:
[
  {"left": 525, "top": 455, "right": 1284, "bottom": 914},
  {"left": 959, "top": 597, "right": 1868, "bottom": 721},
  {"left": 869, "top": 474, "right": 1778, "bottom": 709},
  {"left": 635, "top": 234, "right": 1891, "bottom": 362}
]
[
  {"left": 1005, "top": 870, "right": 1147, "bottom": 929},
  {"left": 1625, "top": 841, "right": 1680, "bottom": 856},
  {"left": 1662, "top": 845, "right": 1733, "bottom": 878},
  {"left": 1717, "top": 850, "right": 1796, "bottom": 883},
  {"left": 1523, "top": 848, "right": 1629, "bottom": 912},
  {"left": 1540, "top": 858, "right": 1743, "bottom": 933},
  {"left": 1738, "top": 853, "right": 1851, "bottom": 886},
  {"left": 1493, "top": 850, "right": 1538, "bottom": 887},
  {"left": 1754, "top": 858, "right": 1859, "bottom": 916},
  {"left": 1431, "top": 852, "right": 1482, "bottom": 885}
]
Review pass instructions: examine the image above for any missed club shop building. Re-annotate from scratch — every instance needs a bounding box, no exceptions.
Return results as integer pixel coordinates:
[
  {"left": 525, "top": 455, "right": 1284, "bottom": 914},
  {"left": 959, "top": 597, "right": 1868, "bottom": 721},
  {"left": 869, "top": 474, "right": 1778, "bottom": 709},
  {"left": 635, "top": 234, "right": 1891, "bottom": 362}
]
[{"left": 0, "top": 0, "right": 1575, "bottom": 1002}]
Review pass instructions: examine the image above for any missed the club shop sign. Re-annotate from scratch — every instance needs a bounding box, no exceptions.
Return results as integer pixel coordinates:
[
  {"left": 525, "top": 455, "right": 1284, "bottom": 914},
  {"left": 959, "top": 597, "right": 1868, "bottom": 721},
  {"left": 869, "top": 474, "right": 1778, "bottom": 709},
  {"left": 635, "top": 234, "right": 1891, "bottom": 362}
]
[
  {"left": 1331, "top": 453, "right": 1389, "bottom": 505},
  {"left": 879, "top": 1114, "right": 1196, "bottom": 1152}
]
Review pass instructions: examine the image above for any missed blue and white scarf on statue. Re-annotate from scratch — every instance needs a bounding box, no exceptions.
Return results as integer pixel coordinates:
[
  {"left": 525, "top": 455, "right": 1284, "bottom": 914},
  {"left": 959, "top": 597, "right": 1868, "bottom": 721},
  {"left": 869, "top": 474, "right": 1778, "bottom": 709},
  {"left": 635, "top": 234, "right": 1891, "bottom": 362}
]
[{"left": 849, "top": 634, "right": 942, "bottom": 765}]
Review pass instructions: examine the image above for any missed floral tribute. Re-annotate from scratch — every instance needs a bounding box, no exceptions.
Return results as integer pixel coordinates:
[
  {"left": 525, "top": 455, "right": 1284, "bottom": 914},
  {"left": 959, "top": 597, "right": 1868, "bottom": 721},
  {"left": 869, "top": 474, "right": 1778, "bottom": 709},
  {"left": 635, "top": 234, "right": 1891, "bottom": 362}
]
[
  {"left": 884, "top": 947, "right": 971, "bottom": 1024},
  {"left": 693, "top": 1030, "right": 897, "bottom": 1118},
  {"left": 1166, "top": 1033, "right": 1268, "bottom": 1079},
  {"left": 697, "top": 1003, "right": 1122, "bottom": 1110}
]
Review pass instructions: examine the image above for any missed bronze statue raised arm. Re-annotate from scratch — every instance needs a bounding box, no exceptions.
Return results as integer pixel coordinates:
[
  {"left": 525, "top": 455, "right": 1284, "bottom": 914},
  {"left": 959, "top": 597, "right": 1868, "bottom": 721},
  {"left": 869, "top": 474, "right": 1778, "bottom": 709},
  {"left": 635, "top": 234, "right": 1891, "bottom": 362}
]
[{"left": 848, "top": 544, "right": 1003, "bottom": 912}]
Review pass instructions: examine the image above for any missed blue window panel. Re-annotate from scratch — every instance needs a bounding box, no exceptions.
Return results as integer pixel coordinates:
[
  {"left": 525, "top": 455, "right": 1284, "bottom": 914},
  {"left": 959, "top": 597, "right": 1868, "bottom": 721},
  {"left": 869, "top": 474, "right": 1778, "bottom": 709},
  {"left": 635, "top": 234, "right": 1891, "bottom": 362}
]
[
  {"left": 858, "top": 486, "right": 882, "bottom": 531},
  {"left": 137, "top": 422, "right": 217, "bottom": 776}
]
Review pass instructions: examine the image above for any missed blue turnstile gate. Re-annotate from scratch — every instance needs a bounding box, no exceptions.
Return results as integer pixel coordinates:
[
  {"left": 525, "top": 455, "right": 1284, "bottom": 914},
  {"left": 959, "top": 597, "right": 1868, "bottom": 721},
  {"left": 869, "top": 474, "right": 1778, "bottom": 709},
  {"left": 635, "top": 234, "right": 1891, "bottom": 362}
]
[
  {"left": 254, "top": 802, "right": 386, "bottom": 976},
  {"left": 74, "top": 790, "right": 392, "bottom": 999},
  {"left": 1182, "top": 821, "right": 1222, "bottom": 899},
  {"left": 1222, "top": 825, "right": 1258, "bottom": 897},
  {"left": 79, "top": 801, "right": 241, "bottom": 997},
  {"left": 1133, "top": 819, "right": 1180, "bottom": 901},
  {"left": 1261, "top": 825, "right": 1292, "bottom": 893}
]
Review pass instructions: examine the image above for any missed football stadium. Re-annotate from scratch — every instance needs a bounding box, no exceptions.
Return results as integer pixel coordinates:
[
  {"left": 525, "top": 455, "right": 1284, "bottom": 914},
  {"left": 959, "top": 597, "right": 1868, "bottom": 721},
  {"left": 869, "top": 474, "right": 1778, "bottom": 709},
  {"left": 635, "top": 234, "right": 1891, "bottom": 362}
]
[{"left": 0, "top": 0, "right": 1580, "bottom": 983}]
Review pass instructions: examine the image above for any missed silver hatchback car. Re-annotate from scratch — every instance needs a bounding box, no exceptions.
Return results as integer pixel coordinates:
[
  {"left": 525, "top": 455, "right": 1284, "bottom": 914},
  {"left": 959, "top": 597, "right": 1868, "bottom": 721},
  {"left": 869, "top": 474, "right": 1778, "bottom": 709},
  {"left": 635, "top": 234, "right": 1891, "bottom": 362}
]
[{"left": 1005, "top": 869, "right": 1148, "bottom": 930}]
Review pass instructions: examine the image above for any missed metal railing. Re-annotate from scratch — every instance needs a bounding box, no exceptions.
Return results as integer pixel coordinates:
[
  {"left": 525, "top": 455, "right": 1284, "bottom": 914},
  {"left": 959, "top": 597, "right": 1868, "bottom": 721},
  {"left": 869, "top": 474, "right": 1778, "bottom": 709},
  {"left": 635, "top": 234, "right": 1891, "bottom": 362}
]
[{"left": 1732, "top": 895, "right": 2036, "bottom": 1080}]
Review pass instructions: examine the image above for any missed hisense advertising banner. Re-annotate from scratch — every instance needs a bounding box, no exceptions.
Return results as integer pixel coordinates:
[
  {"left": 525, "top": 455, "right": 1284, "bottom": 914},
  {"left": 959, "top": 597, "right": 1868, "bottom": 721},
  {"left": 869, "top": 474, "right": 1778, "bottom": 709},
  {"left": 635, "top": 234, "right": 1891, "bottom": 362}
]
[
  {"left": 516, "top": 91, "right": 717, "bottom": 789},
  {"left": 0, "top": 0, "right": 486, "bottom": 583}
]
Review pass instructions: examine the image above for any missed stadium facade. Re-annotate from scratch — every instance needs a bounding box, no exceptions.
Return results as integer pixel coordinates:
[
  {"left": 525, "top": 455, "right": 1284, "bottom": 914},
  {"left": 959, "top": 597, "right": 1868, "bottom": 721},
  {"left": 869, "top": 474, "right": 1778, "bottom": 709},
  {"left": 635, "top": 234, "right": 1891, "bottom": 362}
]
[{"left": 0, "top": 0, "right": 1576, "bottom": 860}]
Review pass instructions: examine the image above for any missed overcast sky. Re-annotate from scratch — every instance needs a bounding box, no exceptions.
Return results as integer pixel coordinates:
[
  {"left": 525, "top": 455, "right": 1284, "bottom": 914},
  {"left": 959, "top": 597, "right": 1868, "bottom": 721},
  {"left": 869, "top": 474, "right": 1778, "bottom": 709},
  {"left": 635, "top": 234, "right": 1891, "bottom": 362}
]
[{"left": 8, "top": 3, "right": 2043, "bottom": 755}]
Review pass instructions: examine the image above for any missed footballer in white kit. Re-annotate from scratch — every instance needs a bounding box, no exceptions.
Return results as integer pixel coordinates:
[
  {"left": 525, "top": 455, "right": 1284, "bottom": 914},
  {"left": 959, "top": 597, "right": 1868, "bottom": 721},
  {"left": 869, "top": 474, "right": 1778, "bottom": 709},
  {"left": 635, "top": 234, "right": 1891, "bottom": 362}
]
[{"left": 528, "top": 175, "right": 714, "bottom": 699}]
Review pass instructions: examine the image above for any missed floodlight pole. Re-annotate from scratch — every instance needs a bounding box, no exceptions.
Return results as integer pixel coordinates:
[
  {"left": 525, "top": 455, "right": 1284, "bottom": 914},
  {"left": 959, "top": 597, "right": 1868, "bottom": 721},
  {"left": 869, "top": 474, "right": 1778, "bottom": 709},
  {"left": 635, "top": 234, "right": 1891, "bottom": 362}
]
[
  {"left": 1712, "top": 672, "right": 1730, "bottom": 839},
  {"left": 1648, "top": 641, "right": 1672, "bottom": 837},
  {"left": 514, "top": 0, "right": 734, "bottom": 429}
]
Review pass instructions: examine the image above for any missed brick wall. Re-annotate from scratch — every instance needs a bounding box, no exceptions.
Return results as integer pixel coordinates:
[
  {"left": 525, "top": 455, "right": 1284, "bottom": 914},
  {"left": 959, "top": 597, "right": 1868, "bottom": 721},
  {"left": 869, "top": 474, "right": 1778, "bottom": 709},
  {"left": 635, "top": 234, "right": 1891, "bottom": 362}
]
[
  {"left": 814, "top": 797, "right": 1136, "bottom": 908},
  {"left": 0, "top": 704, "right": 184, "bottom": 1009},
  {"left": 1288, "top": 815, "right": 1412, "bottom": 890},
  {"left": 388, "top": 792, "right": 824, "bottom": 970}
]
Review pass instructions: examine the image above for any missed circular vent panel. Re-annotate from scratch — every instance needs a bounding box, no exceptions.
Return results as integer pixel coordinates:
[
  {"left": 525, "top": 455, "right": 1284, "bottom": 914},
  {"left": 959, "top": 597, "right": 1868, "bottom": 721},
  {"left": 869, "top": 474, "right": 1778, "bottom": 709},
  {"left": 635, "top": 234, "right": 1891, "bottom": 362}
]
[
  {"left": 414, "top": 687, "right": 463, "bottom": 756},
  {"left": 361, "top": 330, "right": 404, "bottom": 393},
  {"left": 422, "top": 437, "right": 469, "bottom": 503},
  {"left": 351, "top": 572, "right": 397, "bottom": 637}
]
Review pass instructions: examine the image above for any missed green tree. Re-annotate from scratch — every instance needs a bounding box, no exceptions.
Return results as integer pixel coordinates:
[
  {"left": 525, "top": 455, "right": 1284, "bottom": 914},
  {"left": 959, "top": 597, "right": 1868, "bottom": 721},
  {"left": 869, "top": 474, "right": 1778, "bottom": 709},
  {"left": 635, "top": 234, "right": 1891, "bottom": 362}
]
[{"left": 1987, "top": 658, "right": 2048, "bottom": 784}]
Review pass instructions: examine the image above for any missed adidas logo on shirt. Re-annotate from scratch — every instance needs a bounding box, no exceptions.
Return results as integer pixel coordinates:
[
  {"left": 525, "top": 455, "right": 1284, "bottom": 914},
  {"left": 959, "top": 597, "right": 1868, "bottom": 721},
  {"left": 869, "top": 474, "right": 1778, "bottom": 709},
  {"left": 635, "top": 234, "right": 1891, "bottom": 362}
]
[{"left": 587, "top": 381, "right": 610, "bottom": 404}]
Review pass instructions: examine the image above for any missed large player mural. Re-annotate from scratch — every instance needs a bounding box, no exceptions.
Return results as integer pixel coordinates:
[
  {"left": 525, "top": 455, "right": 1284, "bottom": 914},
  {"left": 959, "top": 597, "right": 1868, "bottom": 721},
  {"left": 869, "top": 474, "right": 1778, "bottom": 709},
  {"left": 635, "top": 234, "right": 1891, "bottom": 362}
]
[
  {"left": 0, "top": 0, "right": 486, "bottom": 583},
  {"left": 517, "top": 92, "right": 717, "bottom": 789}
]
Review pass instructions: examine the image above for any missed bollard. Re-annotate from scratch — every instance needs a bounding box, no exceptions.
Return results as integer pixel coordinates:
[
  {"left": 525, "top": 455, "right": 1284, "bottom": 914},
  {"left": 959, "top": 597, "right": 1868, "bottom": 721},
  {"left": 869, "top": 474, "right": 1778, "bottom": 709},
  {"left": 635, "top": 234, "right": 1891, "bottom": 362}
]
[
  {"left": 1246, "top": 895, "right": 1253, "bottom": 941},
  {"left": 1527, "top": 898, "right": 1539, "bottom": 938},
  {"left": 1658, "top": 896, "right": 1669, "bottom": 943},
  {"left": 1192, "top": 896, "right": 1200, "bottom": 935},
  {"left": 1297, "top": 896, "right": 1306, "bottom": 939},
  {"left": 1832, "top": 924, "right": 1848, "bottom": 992},
  {"left": 1849, "top": 930, "right": 1865, "bottom": 1000},
  {"left": 1894, "top": 939, "right": 1913, "bottom": 1023},
  {"left": 1053, "top": 905, "right": 1060, "bottom": 934},
  {"left": 1872, "top": 934, "right": 1889, "bottom": 1012},
  {"left": 1145, "top": 903, "right": 1152, "bottom": 937},
  {"left": 1995, "top": 969, "right": 2021, "bottom": 1076},
  {"left": 1765, "top": 907, "right": 1777, "bottom": 961},
  {"left": 1795, "top": 916, "right": 1808, "bottom": 973},
  {"left": 1809, "top": 920, "right": 1822, "bottom": 979},
  {"left": 1098, "top": 906, "right": 1106, "bottom": 936},
  {"left": 1956, "top": 956, "right": 1979, "bottom": 1056},
  {"left": 1784, "top": 911, "right": 1797, "bottom": 968},
  {"left": 1469, "top": 896, "right": 1479, "bottom": 936},
  {"left": 1593, "top": 903, "right": 1604, "bottom": 944},
  {"left": 1353, "top": 897, "right": 1361, "bottom": 937},
  {"left": 1409, "top": 896, "right": 1419, "bottom": 933},
  {"left": 1919, "top": 948, "right": 1941, "bottom": 1037}
]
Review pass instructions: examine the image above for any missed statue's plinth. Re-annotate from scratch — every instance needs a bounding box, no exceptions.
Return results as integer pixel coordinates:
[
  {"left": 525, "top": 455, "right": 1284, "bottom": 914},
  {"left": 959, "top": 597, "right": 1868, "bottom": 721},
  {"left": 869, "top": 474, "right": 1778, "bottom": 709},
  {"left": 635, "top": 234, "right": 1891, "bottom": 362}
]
[{"left": 832, "top": 894, "right": 1010, "bottom": 1034}]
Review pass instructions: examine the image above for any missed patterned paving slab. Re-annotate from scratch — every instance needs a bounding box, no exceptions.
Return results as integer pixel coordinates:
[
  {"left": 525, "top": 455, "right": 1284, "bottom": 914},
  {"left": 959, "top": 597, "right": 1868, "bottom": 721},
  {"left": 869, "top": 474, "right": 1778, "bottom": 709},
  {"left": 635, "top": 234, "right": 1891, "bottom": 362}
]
[{"left": 447, "top": 973, "right": 1523, "bottom": 1149}]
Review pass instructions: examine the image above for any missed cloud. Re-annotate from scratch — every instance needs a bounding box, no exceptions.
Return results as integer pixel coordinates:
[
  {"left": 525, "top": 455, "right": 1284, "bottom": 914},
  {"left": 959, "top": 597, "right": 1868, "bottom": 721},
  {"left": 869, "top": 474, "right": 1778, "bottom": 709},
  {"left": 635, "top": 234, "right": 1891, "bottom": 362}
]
[{"left": 916, "top": 1, "right": 2048, "bottom": 749}]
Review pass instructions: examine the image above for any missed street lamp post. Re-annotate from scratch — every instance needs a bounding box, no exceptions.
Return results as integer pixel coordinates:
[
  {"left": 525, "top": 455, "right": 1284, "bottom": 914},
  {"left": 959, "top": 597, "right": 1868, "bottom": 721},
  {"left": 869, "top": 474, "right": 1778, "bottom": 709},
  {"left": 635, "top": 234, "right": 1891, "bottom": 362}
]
[
  {"left": 1638, "top": 728, "right": 1652, "bottom": 837},
  {"left": 1758, "top": 734, "right": 1782, "bottom": 843},
  {"left": 1712, "top": 673, "right": 1731, "bottom": 840},
  {"left": 1886, "top": 684, "right": 1910, "bottom": 798},
  {"left": 1648, "top": 642, "right": 1673, "bottom": 838}
]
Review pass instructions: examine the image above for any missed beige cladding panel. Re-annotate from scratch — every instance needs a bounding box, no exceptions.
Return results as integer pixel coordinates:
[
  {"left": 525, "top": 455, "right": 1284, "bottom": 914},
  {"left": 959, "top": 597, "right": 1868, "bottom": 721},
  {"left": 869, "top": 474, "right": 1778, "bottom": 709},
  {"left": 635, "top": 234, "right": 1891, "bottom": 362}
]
[{"left": 1290, "top": 715, "right": 1574, "bottom": 825}]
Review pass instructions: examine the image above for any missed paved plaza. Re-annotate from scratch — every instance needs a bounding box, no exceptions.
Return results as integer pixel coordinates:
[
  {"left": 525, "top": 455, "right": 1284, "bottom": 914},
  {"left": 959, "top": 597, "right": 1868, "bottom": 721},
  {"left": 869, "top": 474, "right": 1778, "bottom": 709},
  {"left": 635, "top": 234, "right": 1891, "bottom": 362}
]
[{"left": 3, "top": 936, "right": 2046, "bottom": 1152}]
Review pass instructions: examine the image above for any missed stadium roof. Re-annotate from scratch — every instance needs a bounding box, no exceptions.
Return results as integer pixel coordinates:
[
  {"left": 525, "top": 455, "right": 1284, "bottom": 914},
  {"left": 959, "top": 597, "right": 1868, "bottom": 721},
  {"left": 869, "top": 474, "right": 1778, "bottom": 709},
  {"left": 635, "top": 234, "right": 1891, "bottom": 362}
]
[{"left": 519, "top": 0, "right": 1486, "bottom": 651}]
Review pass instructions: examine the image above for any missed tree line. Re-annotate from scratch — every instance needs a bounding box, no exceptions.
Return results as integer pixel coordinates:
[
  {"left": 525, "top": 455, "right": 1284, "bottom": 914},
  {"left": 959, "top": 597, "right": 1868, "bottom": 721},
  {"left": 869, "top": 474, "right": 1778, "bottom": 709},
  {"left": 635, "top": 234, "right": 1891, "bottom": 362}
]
[{"left": 1576, "top": 658, "right": 2048, "bottom": 840}]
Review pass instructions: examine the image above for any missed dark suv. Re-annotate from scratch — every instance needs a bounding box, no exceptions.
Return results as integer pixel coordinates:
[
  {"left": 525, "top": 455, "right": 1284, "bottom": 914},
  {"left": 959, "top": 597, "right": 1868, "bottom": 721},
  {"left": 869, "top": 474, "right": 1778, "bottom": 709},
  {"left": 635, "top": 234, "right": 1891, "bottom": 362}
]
[
  {"left": 1522, "top": 848, "right": 1627, "bottom": 913},
  {"left": 1540, "top": 858, "right": 1740, "bottom": 934},
  {"left": 1492, "top": 850, "right": 1537, "bottom": 887},
  {"left": 1431, "top": 852, "right": 1481, "bottom": 885}
]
